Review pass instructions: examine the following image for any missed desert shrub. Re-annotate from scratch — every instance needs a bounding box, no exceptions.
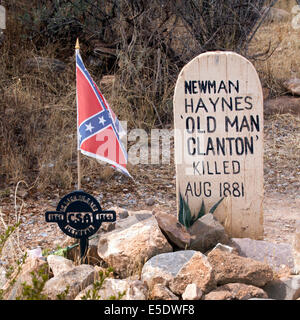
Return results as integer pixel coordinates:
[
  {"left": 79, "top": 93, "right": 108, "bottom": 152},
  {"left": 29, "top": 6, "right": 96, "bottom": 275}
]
[{"left": 0, "top": 0, "right": 279, "bottom": 188}]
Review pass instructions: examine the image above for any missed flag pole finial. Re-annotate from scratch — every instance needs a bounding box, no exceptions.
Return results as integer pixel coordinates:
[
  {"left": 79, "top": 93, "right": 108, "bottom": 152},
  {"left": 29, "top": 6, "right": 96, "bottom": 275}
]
[{"left": 75, "top": 38, "right": 80, "bottom": 50}]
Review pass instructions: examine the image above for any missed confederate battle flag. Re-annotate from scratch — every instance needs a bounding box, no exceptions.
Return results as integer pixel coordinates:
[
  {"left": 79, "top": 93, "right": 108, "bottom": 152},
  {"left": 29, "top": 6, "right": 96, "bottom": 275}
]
[{"left": 75, "top": 48, "right": 131, "bottom": 178}]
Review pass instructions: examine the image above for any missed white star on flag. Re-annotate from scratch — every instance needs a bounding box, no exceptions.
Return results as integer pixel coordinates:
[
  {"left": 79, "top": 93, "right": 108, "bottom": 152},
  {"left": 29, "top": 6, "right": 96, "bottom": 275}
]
[
  {"left": 98, "top": 116, "right": 106, "bottom": 126},
  {"left": 85, "top": 122, "right": 94, "bottom": 133}
]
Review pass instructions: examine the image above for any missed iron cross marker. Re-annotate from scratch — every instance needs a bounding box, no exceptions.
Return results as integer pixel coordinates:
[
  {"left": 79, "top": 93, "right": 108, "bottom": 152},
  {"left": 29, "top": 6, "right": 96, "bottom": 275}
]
[{"left": 45, "top": 190, "right": 116, "bottom": 262}]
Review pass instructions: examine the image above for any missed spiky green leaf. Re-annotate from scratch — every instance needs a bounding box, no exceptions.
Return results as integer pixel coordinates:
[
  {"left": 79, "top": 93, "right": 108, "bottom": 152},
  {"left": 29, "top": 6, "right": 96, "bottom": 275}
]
[
  {"left": 209, "top": 197, "right": 224, "bottom": 214},
  {"left": 195, "top": 199, "right": 206, "bottom": 221}
]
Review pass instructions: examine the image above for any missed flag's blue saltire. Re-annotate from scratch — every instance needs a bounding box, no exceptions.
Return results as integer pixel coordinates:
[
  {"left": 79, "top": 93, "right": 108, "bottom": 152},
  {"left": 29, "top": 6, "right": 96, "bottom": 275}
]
[{"left": 76, "top": 51, "right": 131, "bottom": 178}]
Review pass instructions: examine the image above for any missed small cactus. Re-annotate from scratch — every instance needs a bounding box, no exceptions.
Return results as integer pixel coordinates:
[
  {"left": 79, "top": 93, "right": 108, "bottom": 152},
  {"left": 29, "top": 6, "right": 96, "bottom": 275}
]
[{"left": 178, "top": 193, "right": 224, "bottom": 228}]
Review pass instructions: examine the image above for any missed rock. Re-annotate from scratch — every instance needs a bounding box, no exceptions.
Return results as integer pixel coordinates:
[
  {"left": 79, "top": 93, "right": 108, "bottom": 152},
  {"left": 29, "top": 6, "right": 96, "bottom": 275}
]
[
  {"left": 169, "top": 251, "right": 216, "bottom": 295},
  {"left": 150, "top": 284, "right": 179, "bottom": 300},
  {"left": 188, "top": 213, "right": 229, "bottom": 253},
  {"left": 127, "top": 209, "right": 153, "bottom": 218},
  {"left": 146, "top": 198, "right": 155, "bottom": 206},
  {"left": 74, "top": 284, "right": 95, "bottom": 300},
  {"left": 262, "top": 7, "right": 290, "bottom": 23},
  {"left": 293, "top": 221, "right": 300, "bottom": 274},
  {"left": 47, "top": 255, "right": 75, "bottom": 277},
  {"left": 204, "top": 283, "right": 268, "bottom": 300},
  {"left": 24, "top": 56, "right": 66, "bottom": 72},
  {"left": 125, "top": 280, "right": 148, "bottom": 300},
  {"left": 4, "top": 257, "right": 48, "bottom": 300},
  {"left": 283, "top": 78, "right": 300, "bottom": 96},
  {"left": 210, "top": 243, "right": 237, "bottom": 254},
  {"left": 230, "top": 238, "right": 294, "bottom": 271},
  {"left": 85, "top": 240, "right": 105, "bottom": 266},
  {"left": 207, "top": 249, "right": 274, "bottom": 287},
  {"left": 43, "top": 264, "right": 96, "bottom": 300},
  {"left": 97, "top": 216, "right": 172, "bottom": 278},
  {"left": 108, "top": 212, "right": 153, "bottom": 233},
  {"left": 154, "top": 211, "right": 191, "bottom": 249},
  {"left": 182, "top": 283, "right": 203, "bottom": 300},
  {"left": 141, "top": 250, "right": 196, "bottom": 289},
  {"left": 264, "top": 96, "right": 300, "bottom": 116},
  {"left": 263, "top": 275, "right": 300, "bottom": 300},
  {"left": 108, "top": 207, "right": 129, "bottom": 219},
  {"left": 0, "top": 266, "right": 7, "bottom": 289},
  {"left": 75, "top": 278, "right": 148, "bottom": 300},
  {"left": 87, "top": 213, "right": 154, "bottom": 265}
]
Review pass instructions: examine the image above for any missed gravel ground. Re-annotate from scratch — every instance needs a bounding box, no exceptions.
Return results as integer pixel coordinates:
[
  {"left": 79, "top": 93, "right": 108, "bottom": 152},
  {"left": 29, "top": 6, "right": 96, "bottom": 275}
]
[{"left": 0, "top": 114, "right": 299, "bottom": 266}]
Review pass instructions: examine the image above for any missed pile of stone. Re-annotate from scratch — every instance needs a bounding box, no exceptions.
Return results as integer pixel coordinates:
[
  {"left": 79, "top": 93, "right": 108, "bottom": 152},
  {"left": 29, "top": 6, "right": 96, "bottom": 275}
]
[{"left": 2, "top": 208, "right": 300, "bottom": 300}]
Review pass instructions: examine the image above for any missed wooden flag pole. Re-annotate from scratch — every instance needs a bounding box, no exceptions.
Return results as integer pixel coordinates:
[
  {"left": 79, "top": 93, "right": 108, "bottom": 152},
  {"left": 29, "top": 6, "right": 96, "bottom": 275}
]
[{"left": 75, "top": 38, "right": 81, "bottom": 190}]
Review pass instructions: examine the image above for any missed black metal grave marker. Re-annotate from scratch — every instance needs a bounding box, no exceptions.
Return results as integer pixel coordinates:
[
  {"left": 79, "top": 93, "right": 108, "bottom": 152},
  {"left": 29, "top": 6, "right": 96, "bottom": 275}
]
[{"left": 45, "top": 190, "right": 116, "bottom": 263}]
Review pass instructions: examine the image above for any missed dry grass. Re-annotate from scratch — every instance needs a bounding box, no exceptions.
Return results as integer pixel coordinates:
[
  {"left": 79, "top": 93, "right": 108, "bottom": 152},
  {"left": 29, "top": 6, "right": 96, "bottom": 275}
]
[
  {"left": 264, "top": 114, "right": 300, "bottom": 196},
  {"left": 0, "top": 0, "right": 299, "bottom": 194},
  {"left": 250, "top": 0, "right": 300, "bottom": 95}
]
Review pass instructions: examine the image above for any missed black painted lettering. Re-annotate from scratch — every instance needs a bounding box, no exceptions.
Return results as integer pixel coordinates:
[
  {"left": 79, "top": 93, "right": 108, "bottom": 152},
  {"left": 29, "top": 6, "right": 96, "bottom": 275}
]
[
  {"left": 204, "top": 182, "right": 211, "bottom": 197},
  {"left": 222, "top": 97, "right": 233, "bottom": 111},
  {"left": 226, "top": 137, "right": 235, "bottom": 155},
  {"left": 223, "top": 161, "right": 230, "bottom": 174},
  {"left": 195, "top": 98, "right": 208, "bottom": 113},
  {"left": 193, "top": 161, "right": 201, "bottom": 175},
  {"left": 207, "top": 116, "right": 216, "bottom": 133},
  {"left": 192, "top": 80, "right": 197, "bottom": 94},
  {"left": 232, "top": 160, "right": 240, "bottom": 174},
  {"left": 208, "top": 81, "right": 216, "bottom": 94},
  {"left": 214, "top": 161, "right": 221, "bottom": 175},
  {"left": 229, "top": 80, "right": 239, "bottom": 94},
  {"left": 245, "top": 96, "right": 253, "bottom": 110},
  {"left": 185, "top": 182, "right": 193, "bottom": 197},
  {"left": 218, "top": 80, "right": 228, "bottom": 94},
  {"left": 250, "top": 115, "right": 260, "bottom": 132},
  {"left": 235, "top": 137, "right": 244, "bottom": 155},
  {"left": 207, "top": 162, "right": 214, "bottom": 175},
  {"left": 239, "top": 116, "right": 251, "bottom": 132},
  {"left": 194, "top": 182, "right": 202, "bottom": 197},
  {"left": 185, "top": 98, "right": 194, "bottom": 113},
  {"left": 197, "top": 116, "right": 205, "bottom": 133},
  {"left": 235, "top": 96, "right": 243, "bottom": 111},
  {"left": 187, "top": 137, "right": 196, "bottom": 155},
  {"left": 216, "top": 137, "right": 226, "bottom": 155},
  {"left": 186, "top": 117, "right": 194, "bottom": 133},
  {"left": 196, "top": 137, "right": 206, "bottom": 155},
  {"left": 198, "top": 80, "right": 208, "bottom": 93},
  {"left": 209, "top": 97, "right": 219, "bottom": 112},
  {"left": 225, "top": 116, "right": 238, "bottom": 132},
  {"left": 245, "top": 136, "right": 254, "bottom": 154},
  {"left": 206, "top": 137, "right": 215, "bottom": 156},
  {"left": 185, "top": 81, "right": 192, "bottom": 94}
]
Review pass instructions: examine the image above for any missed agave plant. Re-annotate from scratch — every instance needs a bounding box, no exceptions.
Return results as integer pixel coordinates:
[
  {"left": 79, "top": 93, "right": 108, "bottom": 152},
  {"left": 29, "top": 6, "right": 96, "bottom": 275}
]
[{"left": 178, "top": 193, "right": 224, "bottom": 228}]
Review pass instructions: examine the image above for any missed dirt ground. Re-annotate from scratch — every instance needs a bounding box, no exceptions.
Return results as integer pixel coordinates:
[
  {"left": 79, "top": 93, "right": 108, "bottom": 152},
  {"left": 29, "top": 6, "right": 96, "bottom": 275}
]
[{"left": 0, "top": 113, "right": 299, "bottom": 265}]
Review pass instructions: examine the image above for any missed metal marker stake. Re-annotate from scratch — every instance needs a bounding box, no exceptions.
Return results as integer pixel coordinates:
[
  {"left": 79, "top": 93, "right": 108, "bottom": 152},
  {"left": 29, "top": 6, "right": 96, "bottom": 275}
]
[{"left": 80, "top": 237, "right": 88, "bottom": 264}]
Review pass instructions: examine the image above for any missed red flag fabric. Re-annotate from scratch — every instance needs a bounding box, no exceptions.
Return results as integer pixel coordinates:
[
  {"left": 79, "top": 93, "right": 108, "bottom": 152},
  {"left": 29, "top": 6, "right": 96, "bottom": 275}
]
[{"left": 76, "top": 50, "right": 131, "bottom": 178}]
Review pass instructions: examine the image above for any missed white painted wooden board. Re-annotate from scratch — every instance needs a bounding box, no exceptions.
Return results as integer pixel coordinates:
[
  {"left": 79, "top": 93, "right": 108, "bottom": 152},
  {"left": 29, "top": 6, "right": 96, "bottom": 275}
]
[
  {"left": 173, "top": 51, "right": 264, "bottom": 239},
  {"left": 0, "top": 6, "right": 5, "bottom": 30}
]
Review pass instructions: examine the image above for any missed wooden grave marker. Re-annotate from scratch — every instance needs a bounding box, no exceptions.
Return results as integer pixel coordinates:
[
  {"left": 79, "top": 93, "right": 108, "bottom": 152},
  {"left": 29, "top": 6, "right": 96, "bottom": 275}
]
[{"left": 173, "top": 51, "right": 264, "bottom": 239}]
